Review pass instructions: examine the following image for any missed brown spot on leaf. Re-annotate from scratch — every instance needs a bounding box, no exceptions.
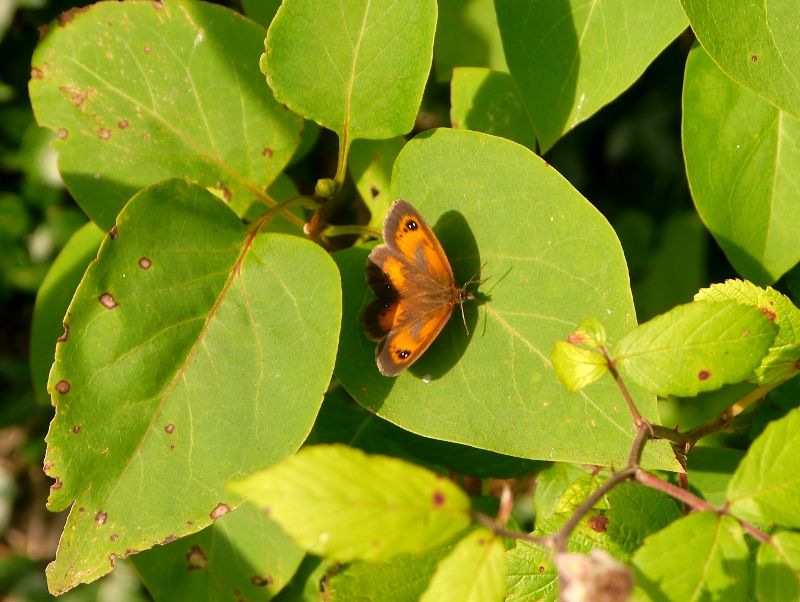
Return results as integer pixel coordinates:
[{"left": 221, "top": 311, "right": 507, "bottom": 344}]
[
  {"left": 43, "top": 461, "right": 54, "bottom": 472},
  {"left": 210, "top": 503, "right": 231, "bottom": 521},
  {"left": 118, "top": 118, "right": 129, "bottom": 129},
  {"left": 55, "top": 380, "right": 71, "bottom": 394},
  {"left": 186, "top": 545, "right": 207, "bottom": 570},
  {"left": 251, "top": 575, "right": 273, "bottom": 587},
  {"left": 58, "top": 323, "right": 70, "bottom": 342},
  {"left": 59, "top": 86, "right": 88, "bottom": 109},
  {"left": 139, "top": 257, "right": 152, "bottom": 270},
  {"left": 758, "top": 306, "right": 777, "bottom": 321},
  {"left": 78, "top": 507, "right": 85, "bottom": 512},
  {"left": 108, "top": 225, "right": 118, "bottom": 239},
  {"left": 71, "top": 425, "right": 81, "bottom": 434},
  {"left": 99, "top": 292, "right": 118, "bottom": 309},
  {"left": 95, "top": 511, "right": 108, "bottom": 525},
  {"left": 110, "top": 533, "right": 119, "bottom": 541},
  {"left": 698, "top": 370, "right": 711, "bottom": 381},
  {"left": 51, "top": 478, "right": 63, "bottom": 491},
  {"left": 144, "top": 45, "right": 152, "bottom": 54},
  {"left": 432, "top": 490, "right": 445, "bottom": 506},
  {"left": 538, "top": 564, "right": 546, "bottom": 573},
  {"left": 369, "top": 184, "right": 379, "bottom": 198},
  {"left": 58, "top": 6, "right": 90, "bottom": 26},
  {"left": 587, "top": 514, "right": 608, "bottom": 532},
  {"left": 152, "top": 0, "right": 164, "bottom": 9},
  {"left": 98, "top": 128, "right": 111, "bottom": 140},
  {"left": 165, "top": 423, "right": 175, "bottom": 434},
  {"left": 57, "top": 128, "right": 69, "bottom": 140},
  {"left": 31, "top": 67, "right": 43, "bottom": 79},
  {"left": 262, "top": 147, "right": 273, "bottom": 158},
  {"left": 566, "top": 332, "right": 585, "bottom": 344},
  {"left": 109, "top": 553, "right": 117, "bottom": 569},
  {"left": 215, "top": 181, "right": 232, "bottom": 202},
  {"left": 751, "top": 54, "right": 758, "bottom": 62},
  {"left": 161, "top": 534, "right": 178, "bottom": 545}
]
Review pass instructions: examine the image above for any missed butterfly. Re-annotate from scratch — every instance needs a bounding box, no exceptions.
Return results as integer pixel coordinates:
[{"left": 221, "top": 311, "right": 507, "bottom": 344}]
[{"left": 362, "top": 199, "right": 478, "bottom": 377}]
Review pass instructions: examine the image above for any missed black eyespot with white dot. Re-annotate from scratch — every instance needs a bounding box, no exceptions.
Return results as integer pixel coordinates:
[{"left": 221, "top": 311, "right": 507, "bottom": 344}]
[
  {"left": 405, "top": 219, "right": 418, "bottom": 231},
  {"left": 397, "top": 349, "right": 411, "bottom": 359}
]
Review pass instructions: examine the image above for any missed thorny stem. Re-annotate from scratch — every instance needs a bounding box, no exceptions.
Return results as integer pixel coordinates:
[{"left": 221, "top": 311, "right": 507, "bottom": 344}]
[{"left": 600, "top": 346, "right": 645, "bottom": 427}]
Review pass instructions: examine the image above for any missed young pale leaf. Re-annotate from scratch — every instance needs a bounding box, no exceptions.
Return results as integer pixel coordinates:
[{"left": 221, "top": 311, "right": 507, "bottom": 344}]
[
  {"left": 614, "top": 300, "right": 777, "bottom": 397},
  {"left": 681, "top": 0, "right": 800, "bottom": 120},
  {"left": 632, "top": 512, "right": 750, "bottom": 601},
  {"left": 551, "top": 340, "right": 608, "bottom": 392},
  {"left": 264, "top": 0, "right": 436, "bottom": 141},
  {"left": 228, "top": 445, "right": 471, "bottom": 562},
  {"left": 496, "top": 0, "right": 688, "bottom": 151},
  {"left": 349, "top": 137, "right": 405, "bottom": 230},
  {"left": 420, "top": 528, "right": 506, "bottom": 602},
  {"left": 756, "top": 531, "right": 800, "bottom": 601},
  {"left": 29, "top": 1, "right": 301, "bottom": 228},
  {"left": 683, "top": 45, "right": 800, "bottom": 284},
  {"left": 132, "top": 504, "right": 303, "bottom": 601},
  {"left": 450, "top": 68, "right": 536, "bottom": 150},
  {"left": 44, "top": 181, "right": 341, "bottom": 594},
  {"left": 695, "top": 279, "right": 800, "bottom": 386},
  {"left": 30, "top": 222, "right": 104, "bottom": 405},
  {"left": 727, "top": 407, "right": 800, "bottom": 527},
  {"left": 334, "top": 128, "right": 677, "bottom": 471}
]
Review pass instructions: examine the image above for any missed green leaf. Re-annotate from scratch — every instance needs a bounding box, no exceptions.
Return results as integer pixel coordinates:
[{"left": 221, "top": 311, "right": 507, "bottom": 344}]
[
  {"left": 44, "top": 181, "right": 341, "bottom": 594},
  {"left": 273, "top": 555, "right": 336, "bottom": 602},
  {"left": 532, "top": 463, "right": 589, "bottom": 525},
  {"left": 614, "top": 300, "right": 777, "bottom": 397},
  {"left": 30, "top": 221, "right": 103, "bottom": 405},
  {"left": 229, "top": 444, "right": 471, "bottom": 562},
  {"left": 727, "top": 407, "right": 800, "bottom": 527},
  {"left": 29, "top": 1, "right": 302, "bottom": 228},
  {"left": 264, "top": 0, "right": 436, "bottom": 141},
  {"left": 681, "top": 0, "right": 800, "bottom": 119},
  {"left": 335, "top": 128, "right": 677, "bottom": 470},
  {"left": 328, "top": 544, "right": 453, "bottom": 602},
  {"left": 420, "top": 528, "right": 506, "bottom": 602},
  {"left": 132, "top": 504, "right": 304, "bottom": 601},
  {"left": 496, "top": 0, "right": 688, "bottom": 151},
  {"left": 551, "top": 340, "right": 608, "bottom": 393},
  {"left": 348, "top": 137, "right": 405, "bottom": 230},
  {"left": 695, "top": 279, "right": 800, "bottom": 386},
  {"left": 756, "top": 531, "right": 800, "bottom": 601},
  {"left": 241, "top": 0, "right": 281, "bottom": 28},
  {"left": 632, "top": 512, "right": 750, "bottom": 601},
  {"left": 683, "top": 44, "right": 800, "bottom": 284},
  {"left": 434, "top": 0, "right": 507, "bottom": 83},
  {"left": 505, "top": 541, "right": 557, "bottom": 602},
  {"left": 450, "top": 68, "right": 536, "bottom": 150}
]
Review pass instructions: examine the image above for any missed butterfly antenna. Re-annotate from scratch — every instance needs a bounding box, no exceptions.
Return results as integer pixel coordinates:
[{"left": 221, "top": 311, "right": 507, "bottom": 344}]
[{"left": 460, "top": 300, "right": 470, "bottom": 336}]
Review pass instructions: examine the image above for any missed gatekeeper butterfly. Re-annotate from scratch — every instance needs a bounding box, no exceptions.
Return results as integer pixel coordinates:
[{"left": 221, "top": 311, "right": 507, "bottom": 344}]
[{"left": 363, "top": 200, "right": 478, "bottom": 376}]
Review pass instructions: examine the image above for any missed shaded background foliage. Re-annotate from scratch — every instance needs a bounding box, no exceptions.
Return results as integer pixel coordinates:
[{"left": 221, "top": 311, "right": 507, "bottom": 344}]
[{"left": 0, "top": 0, "right": 766, "bottom": 598}]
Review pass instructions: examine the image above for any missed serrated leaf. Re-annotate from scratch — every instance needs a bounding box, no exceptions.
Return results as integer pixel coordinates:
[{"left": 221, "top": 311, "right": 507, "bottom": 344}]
[
  {"left": 727, "top": 407, "right": 800, "bottom": 527},
  {"left": 450, "top": 68, "right": 535, "bottom": 149},
  {"left": 632, "top": 512, "right": 750, "bottom": 602},
  {"left": 434, "top": 0, "right": 507, "bottom": 83},
  {"left": 29, "top": 1, "right": 301, "bottom": 228},
  {"left": 420, "top": 528, "right": 506, "bottom": 602},
  {"left": 551, "top": 340, "right": 608, "bottom": 392},
  {"left": 683, "top": 44, "right": 800, "bottom": 284},
  {"left": 349, "top": 137, "right": 405, "bottom": 230},
  {"left": 615, "top": 300, "right": 777, "bottom": 397},
  {"left": 695, "top": 279, "right": 800, "bottom": 386},
  {"left": 335, "top": 128, "right": 677, "bottom": 470},
  {"left": 328, "top": 544, "right": 453, "bottom": 602},
  {"left": 756, "top": 531, "right": 800, "bottom": 601},
  {"left": 132, "top": 504, "right": 303, "bottom": 601},
  {"left": 229, "top": 445, "right": 471, "bottom": 562},
  {"left": 44, "top": 181, "right": 341, "bottom": 594},
  {"left": 30, "top": 222, "right": 104, "bottom": 406},
  {"left": 505, "top": 541, "right": 557, "bottom": 602},
  {"left": 496, "top": 0, "right": 688, "bottom": 151},
  {"left": 681, "top": 0, "right": 800, "bottom": 119},
  {"left": 264, "top": 0, "right": 436, "bottom": 141}
]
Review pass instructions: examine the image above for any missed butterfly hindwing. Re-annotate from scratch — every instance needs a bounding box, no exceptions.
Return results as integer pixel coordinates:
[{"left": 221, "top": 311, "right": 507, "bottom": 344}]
[{"left": 376, "top": 303, "right": 454, "bottom": 376}]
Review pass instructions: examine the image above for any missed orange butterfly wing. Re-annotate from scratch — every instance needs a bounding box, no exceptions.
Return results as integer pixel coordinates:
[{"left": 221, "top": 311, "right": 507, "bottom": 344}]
[{"left": 363, "top": 200, "right": 459, "bottom": 376}]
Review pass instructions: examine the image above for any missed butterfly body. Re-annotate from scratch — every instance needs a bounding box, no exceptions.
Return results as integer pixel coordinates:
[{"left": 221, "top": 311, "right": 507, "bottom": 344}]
[{"left": 363, "top": 200, "right": 474, "bottom": 377}]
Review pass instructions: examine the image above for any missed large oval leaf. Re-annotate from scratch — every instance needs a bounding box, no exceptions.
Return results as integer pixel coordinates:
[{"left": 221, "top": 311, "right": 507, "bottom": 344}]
[
  {"left": 335, "top": 128, "right": 676, "bottom": 470},
  {"left": 29, "top": 0, "right": 302, "bottom": 228},
  {"left": 496, "top": 0, "right": 688, "bottom": 152},
  {"left": 683, "top": 44, "right": 800, "bottom": 284},
  {"left": 264, "top": 0, "right": 436, "bottom": 141},
  {"left": 44, "top": 180, "right": 341, "bottom": 594},
  {"left": 682, "top": 0, "right": 800, "bottom": 119}
]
